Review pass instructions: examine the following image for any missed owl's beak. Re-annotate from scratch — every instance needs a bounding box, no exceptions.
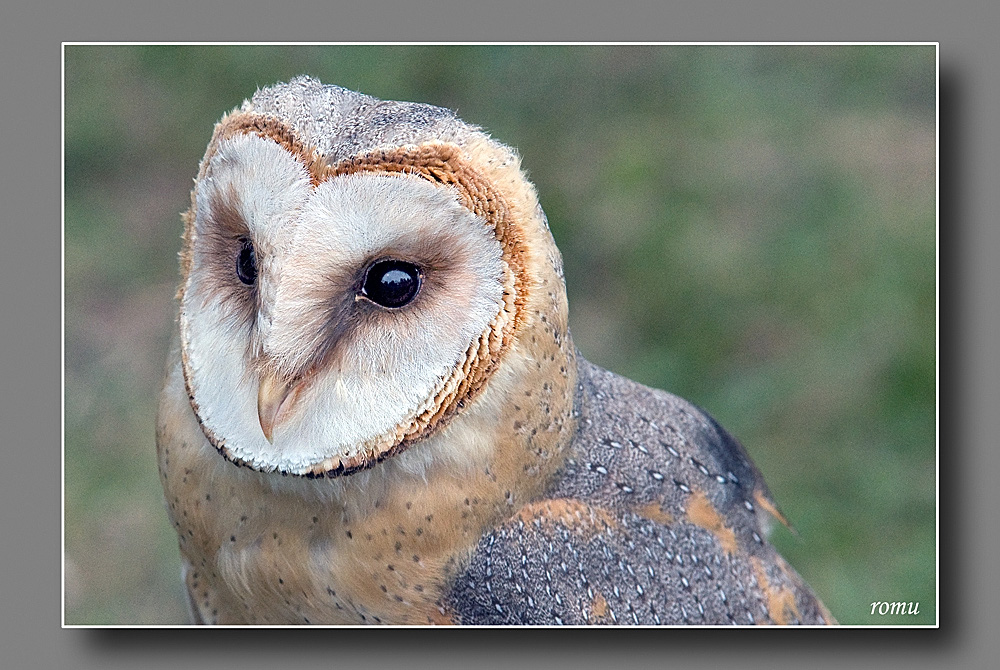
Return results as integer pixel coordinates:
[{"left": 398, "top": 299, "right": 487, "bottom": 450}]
[{"left": 257, "top": 372, "right": 300, "bottom": 443}]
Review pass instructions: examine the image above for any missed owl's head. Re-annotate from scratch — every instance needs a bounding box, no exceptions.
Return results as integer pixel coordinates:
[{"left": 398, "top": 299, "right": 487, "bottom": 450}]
[{"left": 177, "top": 77, "right": 573, "bottom": 477}]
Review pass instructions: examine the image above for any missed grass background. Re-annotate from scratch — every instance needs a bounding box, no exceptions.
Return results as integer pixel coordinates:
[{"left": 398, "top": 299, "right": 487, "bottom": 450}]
[{"left": 64, "top": 44, "right": 936, "bottom": 626}]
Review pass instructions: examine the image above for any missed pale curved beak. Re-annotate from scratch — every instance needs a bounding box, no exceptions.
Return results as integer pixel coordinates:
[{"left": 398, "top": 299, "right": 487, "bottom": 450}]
[{"left": 257, "top": 371, "right": 300, "bottom": 443}]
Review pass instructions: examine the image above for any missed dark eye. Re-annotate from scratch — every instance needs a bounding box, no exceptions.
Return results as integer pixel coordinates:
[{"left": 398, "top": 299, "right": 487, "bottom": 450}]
[
  {"left": 236, "top": 238, "right": 257, "bottom": 285},
  {"left": 361, "top": 259, "right": 422, "bottom": 308}
]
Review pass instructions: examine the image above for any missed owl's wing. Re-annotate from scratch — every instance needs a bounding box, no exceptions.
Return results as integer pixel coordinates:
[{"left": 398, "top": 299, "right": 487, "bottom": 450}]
[{"left": 445, "top": 355, "right": 834, "bottom": 625}]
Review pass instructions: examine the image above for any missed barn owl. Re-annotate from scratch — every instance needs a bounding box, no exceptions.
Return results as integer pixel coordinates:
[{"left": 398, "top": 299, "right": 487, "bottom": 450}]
[{"left": 156, "top": 75, "right": 834, "bottom": 625}]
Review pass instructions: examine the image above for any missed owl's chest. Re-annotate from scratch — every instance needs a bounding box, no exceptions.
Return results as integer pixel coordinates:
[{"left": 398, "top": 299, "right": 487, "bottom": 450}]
[
  {"left": 163, "top": 449, "right": 482, "bottom": 624},
  {"left": 157, "top": 364, "right": 481, "bottom": 625},
  {"left": 159, "top": 432, "right": 485, "bottom": 624}
]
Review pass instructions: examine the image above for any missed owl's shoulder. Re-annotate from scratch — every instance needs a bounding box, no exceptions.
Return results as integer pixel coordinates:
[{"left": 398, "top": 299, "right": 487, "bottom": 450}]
[
  {"left": 554, "top": 355, "right": 775, "bottom": 522},
  {"left": 444, "top": 355, "right": 833, "bottom": 625}
]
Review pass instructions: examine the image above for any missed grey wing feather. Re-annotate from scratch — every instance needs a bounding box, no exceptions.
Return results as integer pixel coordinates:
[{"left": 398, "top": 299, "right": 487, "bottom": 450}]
[{"left": 446, "top": 354, "right": 831, "bottom": 625}]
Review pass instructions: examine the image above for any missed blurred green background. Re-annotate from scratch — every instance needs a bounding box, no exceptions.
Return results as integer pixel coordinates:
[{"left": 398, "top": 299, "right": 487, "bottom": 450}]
[{"left": 64, "top": 45, "right": 936, "bottom": 626}]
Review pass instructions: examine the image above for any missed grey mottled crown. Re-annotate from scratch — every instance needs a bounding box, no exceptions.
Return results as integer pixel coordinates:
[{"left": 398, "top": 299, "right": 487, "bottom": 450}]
[{"left": 245, "top": 75, "right": 481, "bottom": 163}]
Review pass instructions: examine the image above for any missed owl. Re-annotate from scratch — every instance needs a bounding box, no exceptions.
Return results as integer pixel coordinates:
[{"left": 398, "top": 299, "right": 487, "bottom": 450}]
[{"left": 156, "top": 75, "right": 835, "bottom": 625}]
